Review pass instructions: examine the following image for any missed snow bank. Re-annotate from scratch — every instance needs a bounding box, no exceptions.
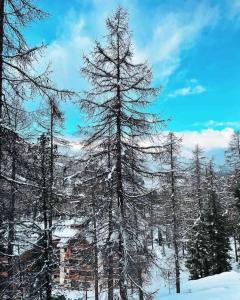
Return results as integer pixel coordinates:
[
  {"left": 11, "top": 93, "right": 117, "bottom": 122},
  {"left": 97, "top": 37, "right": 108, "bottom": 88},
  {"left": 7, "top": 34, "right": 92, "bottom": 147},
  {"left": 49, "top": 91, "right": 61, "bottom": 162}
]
[
  {"left": 157, "top": 271, "right": 240, "bottom": 300},
  {"left": 55, "top": 271, "right": 240, "bottom": 300}
]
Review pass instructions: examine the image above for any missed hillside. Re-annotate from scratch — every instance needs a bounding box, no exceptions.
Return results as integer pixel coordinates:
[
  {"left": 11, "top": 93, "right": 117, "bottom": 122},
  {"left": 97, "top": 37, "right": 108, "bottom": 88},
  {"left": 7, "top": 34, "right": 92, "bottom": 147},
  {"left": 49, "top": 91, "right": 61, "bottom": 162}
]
[{"left": 158, "top": 271, "right": 240, "bottom": 300}]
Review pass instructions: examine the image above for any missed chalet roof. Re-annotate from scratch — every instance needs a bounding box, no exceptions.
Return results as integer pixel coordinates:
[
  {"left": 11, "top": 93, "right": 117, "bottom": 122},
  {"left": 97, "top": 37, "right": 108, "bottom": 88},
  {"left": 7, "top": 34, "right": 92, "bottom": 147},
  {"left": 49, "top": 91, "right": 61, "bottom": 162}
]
[{"left": 13, "top": 217, "right": 86, "bottom": 255}]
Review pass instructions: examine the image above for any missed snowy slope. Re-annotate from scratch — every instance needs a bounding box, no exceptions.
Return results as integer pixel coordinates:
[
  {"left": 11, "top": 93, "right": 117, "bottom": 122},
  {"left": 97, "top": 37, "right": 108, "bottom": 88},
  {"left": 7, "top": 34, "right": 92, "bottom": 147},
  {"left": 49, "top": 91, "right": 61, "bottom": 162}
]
[
  {"left": 55, "top": 271, "right": 240, "bottom": 300},
  {"left": 157, "top": 271, "right": 240, "bottom": 300}
]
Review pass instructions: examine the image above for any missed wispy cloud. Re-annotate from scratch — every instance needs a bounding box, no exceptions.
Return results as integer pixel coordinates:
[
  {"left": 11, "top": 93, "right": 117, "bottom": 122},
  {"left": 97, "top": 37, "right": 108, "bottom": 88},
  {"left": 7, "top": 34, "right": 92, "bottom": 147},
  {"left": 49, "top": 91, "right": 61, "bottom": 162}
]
[
  {"left": 38, "top": 1, "right": 219, "bottom": 90},
  {"left": 227, "top": 0, "right": 240, "bottom": 20},
  {"left": 168, "top": 84, "right": 206, "bottom": 98},
  {"left": 32, "top": 1, "right": 225, "bottom": 135},
  {"left": 39, "top": 17, "right": 93, "bottom": 91},
  {"left": 134, "top": 2, "right": 219, "bottom": 81},
  {"left": 193, "top": 120, "right": 240, "bottom": 128}
]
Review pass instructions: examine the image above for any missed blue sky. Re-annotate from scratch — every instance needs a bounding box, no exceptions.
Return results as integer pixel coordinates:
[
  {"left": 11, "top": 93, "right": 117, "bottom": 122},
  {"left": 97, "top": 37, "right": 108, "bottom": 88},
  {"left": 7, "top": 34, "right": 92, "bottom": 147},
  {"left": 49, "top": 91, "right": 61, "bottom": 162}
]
[{"left": 26, "top": 0, "right": 240, "bottom": 161}]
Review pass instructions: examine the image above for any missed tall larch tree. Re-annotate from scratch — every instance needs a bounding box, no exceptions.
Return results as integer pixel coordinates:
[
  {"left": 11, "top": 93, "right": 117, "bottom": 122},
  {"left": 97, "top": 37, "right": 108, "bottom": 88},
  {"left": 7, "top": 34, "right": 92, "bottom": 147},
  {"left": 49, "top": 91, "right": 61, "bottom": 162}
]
[
  {"left": 80, "top": 7, "right": 162, "bottom": 299},
  {"left": 161, "top": 132, "right": 183, "bottom": 293}
]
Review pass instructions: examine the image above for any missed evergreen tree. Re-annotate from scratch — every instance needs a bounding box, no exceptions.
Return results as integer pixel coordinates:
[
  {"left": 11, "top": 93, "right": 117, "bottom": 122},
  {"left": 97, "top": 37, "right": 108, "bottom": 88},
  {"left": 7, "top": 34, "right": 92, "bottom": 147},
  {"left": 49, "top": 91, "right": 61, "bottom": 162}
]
[
  {"left": 188, "top": 145, "right": 206, "bottom": 216},
  {"left": 186, "top": 161, "right": 231, "bottom": 279},
  {"left": 225, "top": 131, "right": 240, "bottom": 209},
  {"left": 205, "top": 162, "right": 231, "bottom": 275},
  {"left": 186, "top": 216, "right": 211, "bottom": 279},
  {"left": 225, "top": 130, "right": 240, "bottom": 259}
]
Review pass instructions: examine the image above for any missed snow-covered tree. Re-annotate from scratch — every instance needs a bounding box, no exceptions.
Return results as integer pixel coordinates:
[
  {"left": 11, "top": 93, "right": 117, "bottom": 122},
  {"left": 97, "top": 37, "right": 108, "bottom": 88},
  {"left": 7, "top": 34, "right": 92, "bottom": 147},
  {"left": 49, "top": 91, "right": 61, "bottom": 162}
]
[
  {"left": 188, "top": 145, "right": 206, "bottom": 215},
  {"left": 160, "top": 132, "right": 184, "bottom": 293},
  {"left": 205, "top": 162, "right": 231, "bottom": 275},
  {"left": 225, "top": 131, "right": 240, "bottom": 261},
  {"left": 80, "top": 7, "right": 162, "bottom": 299},
  {"left": 186, "top": 161, "right": 231, "bottom": 279},
  {"left": 0, "top": 1, "right": 73, "bottom": 298}
]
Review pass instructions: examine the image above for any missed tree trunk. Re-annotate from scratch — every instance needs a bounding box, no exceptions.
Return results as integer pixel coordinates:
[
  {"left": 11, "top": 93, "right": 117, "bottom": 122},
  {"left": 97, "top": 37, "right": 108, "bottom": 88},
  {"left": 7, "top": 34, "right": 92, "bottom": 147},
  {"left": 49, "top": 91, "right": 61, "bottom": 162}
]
[
  {"left": 234, "top": 235, "right": 238, "bottom": 262},
  {"left": 116, "top": 32, "right": 127, "bottom": 300},
  {"left": 46, "top": 102, "right": 54, "bottom": 299},
  {"left": 170, "top": 133, "right": 180, "bottom": 294},
  {"left": 107, "top": 128, "right": 114, "bottom": 300},
  {"left": 150, "top": 200, "right": 154, "bottom": 249},
  {"left": 158, "top": 227, "right": 162, "bottom": 246},
  {"left": 0, "top": 0, "right": 4, "bottom": 174},
  {"left": 118, "top": 233, "right": 127, "bottom": 300},
  {"left": 0, "top": 7, "right": 5, "bottom": 290},
  {"left": 92, "top": 190, "right": 99, "bottom": 300},
  {"left": 18, "top": 244, "right": 24, "bottom": 300},
  {"left": 7, "top": 134, "right": 17, "bottom": 299},
  {"left": 133, "top": 211, "right": 144, "bottom": 300},
  {"left": 41, "top": 137, "right": 52, "bottom": 300},
  {"left": 107, "top": 197, "right": 114, "bottom": 300},
  {"left": 137, "top": 268, "right": 144, "bottom": 300}
]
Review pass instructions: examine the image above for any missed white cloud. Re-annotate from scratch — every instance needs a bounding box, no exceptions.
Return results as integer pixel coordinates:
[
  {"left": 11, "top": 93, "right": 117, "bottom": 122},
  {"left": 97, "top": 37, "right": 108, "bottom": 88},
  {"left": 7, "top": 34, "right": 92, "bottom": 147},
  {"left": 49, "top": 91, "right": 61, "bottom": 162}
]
[
  {"left": 168, "top": 84, "right": 206, "bottom": 98},
  {"left": 175, "top": 128, "right": 234, "bottom": 158},
  {"left": 142, "top": 127, "right": 233, "bottom": 156}
]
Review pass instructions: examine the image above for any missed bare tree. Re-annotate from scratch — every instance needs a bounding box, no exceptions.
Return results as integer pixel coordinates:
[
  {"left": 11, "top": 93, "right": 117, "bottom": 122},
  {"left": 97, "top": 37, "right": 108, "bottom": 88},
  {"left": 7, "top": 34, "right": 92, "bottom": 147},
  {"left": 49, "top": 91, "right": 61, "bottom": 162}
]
[
  {"left": 161, "top": 132, "right": 183, "bottom": 293},
  {"left": 80, "top": 7, "right": 162, "bottom": 299},
  {"left": 0, "top": 1, "right": 73, "bottom": 299}
]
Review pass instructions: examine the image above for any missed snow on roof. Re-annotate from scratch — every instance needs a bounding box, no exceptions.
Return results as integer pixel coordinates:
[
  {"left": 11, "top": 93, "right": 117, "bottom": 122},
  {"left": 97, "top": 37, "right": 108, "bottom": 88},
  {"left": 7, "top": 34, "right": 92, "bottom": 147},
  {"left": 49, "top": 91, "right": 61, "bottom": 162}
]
[
  {"left": 54, "top": 226, "right": 79, "bottom": 247},
  {"left": 14, "top": 217, "right": 87, "bottom": 255}
]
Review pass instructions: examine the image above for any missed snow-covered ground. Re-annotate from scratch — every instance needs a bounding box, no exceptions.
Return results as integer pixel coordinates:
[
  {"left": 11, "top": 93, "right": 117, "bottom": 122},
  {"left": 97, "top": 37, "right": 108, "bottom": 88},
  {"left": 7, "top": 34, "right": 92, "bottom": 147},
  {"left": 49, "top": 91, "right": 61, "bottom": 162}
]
[
  {"left": 157, "top": 271, "right": 240, "bottom": 300},
  {"left": 55, "top": 271, "right": 240, "bottom": 300},
  {"left": 151, "top": 241, "right": 240, "bottom": 300},
  {"left": 54, "top": 258, "right": 240, "bottom": 300},
  {"left": 54, "top": 239, "right": 240, "bottom": 300}
]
